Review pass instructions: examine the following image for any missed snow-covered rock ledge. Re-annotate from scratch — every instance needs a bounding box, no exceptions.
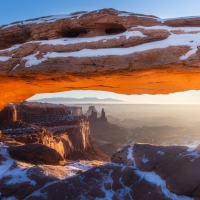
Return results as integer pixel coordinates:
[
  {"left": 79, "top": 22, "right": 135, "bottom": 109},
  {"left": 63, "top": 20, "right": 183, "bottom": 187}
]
[
  {"left": 111, "top": 143, "right": 200, "bottom": 199},
  {"left": 1, "top": 9, "right": 200, "bottom": 110},
  {"left": 0, "top": 142, "right": 199, "bottom": 199}
]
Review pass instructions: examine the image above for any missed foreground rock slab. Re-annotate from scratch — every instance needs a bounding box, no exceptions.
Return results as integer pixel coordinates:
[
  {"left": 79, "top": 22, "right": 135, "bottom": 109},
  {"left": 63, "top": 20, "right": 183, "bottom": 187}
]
[
  {"left": 112, "top": 143, "right": 200, "bottom": 198},
  {"left": 1, "top": 142, "right": 199, "bottom": 200},
  {"left": 0, "top": 143, "right": 104, "bottom": 199}
]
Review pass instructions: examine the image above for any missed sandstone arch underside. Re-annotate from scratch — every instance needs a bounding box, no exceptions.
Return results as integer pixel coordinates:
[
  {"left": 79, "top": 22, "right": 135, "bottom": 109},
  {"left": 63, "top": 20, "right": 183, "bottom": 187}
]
[{"left": 1, "top": 9, "right": 200, "bottom": 110}]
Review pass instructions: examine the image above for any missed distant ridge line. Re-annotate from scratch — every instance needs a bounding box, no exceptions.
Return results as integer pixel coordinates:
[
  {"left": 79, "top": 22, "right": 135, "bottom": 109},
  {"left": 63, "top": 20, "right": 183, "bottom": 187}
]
[{"left": 28, "top": 97, "right": 124, "bottom": 103}]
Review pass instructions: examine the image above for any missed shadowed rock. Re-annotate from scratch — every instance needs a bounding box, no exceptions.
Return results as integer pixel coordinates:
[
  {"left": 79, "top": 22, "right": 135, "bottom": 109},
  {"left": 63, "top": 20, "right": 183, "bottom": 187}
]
[
  {"left": 8, "top": 143, "right": 64, "bottom": 165},
  {"left": 111, "top": 143, "right": 200, "bottom": 198}
]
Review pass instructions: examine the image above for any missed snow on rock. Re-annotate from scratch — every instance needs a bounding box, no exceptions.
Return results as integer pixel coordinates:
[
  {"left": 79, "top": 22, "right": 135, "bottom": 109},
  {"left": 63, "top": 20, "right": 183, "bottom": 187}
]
[
  {"left": 53, "top": 32, "right": 198, "bottom": 60},
  {"left": 136, "top": 25, "right": 200, "bottom": 32},
  {"left": 157, "top": 16, "right": 200, "bottom": 23},
  {"left": 142, "top": 156, "right": 150, "bottom": 163},
  {"left": 0, "top": 147, "right": 14, "bottom": 177},
  {"left": 0, "top": 142, "right": 8, "bottom": 148},
  {"left": 0, "top": 12, "right": 88, "bottom": 30},
  {"left": 64, "top": 160, "right": 102, "bottom": 177},
  {"left": 22, "top": 51, "right": 47, "bottom": 68},
  {"left": 0, "top": 143, "right": 105, "bottom": 199},
  {"left": 135, "top": 170, "right": 193, "bottom": 200},
  {"left": 112, "top": 144, "right": 199, "bottom": 199},
  {"left": 0, "top": 146, "right": 36, "bottom": 186},
  {"left": 0, "top": 44, "right": 22, "bottom": 52},
  {"left": 0, "top": 56, "right": 11, "bottom": 62},
  {"left": 187, "top": 147, "right": 197, "bottom": 152},
  {"left": 1, "top": 142, "right": 198, "bottom": 199},
  {"left": 19, "top": 28, "right": 200, "bottom": 67},
  {"left": 157, "top": 150, "right": 165, "bottom": 155},
  {"left": 127, "top": 146, "right": 134, "bottom": 160}
]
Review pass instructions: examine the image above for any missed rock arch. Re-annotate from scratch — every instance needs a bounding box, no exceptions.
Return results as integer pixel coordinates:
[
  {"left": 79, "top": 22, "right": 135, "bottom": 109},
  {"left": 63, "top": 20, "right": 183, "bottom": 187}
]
[{"left": 1, "top": 9, "right": 200, "bottom": 110}]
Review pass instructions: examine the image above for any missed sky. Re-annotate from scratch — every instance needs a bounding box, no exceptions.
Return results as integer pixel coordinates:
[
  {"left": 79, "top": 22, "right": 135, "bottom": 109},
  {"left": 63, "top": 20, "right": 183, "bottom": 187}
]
[
  {"left": 1, "top": 0, "right": 200, "bottom": 25},
  {"left": 28, "top": 90, "right": 200, "bottom": 104},
  {"left": 2, "top": 0, "right": 200, "bottom": 104}
]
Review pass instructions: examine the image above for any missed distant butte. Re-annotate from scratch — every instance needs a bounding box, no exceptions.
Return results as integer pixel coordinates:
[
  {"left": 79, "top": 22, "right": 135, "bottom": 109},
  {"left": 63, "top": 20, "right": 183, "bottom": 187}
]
[{"left": 1, "top": 9, "right": 200, "bottom": 110}]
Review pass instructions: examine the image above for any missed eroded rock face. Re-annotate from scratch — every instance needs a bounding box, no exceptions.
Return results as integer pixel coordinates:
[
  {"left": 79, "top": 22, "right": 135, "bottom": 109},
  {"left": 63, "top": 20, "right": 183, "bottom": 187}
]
[{"left": 1, "top": 9, "right": 200, "bottom": 110}]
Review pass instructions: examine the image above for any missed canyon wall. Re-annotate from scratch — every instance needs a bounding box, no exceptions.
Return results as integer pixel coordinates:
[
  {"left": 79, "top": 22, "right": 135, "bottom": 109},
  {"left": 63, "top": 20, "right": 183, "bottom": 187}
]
[
  {"left": 0, "top": 102, "right": 92, "bottom": 159},
  {"left": 0, "top": 102, "right": 72, "bottom": 124},
  {"left": 1, "top": 9, "right": 200, "bottom": 110}
]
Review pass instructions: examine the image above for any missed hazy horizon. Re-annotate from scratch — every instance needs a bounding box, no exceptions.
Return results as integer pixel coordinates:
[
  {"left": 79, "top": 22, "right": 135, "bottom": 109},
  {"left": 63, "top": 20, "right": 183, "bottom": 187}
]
[{"left": 28, "top": 90, "right": 200, "bottom": 104}]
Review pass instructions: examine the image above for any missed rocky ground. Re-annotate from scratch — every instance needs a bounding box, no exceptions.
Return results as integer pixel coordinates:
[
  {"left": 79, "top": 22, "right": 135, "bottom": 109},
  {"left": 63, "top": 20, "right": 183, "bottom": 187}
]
[
  {"left": 1, "top": 142, "right": 200, "bottom": 200},
  {"left": 0, "top": 103, "right": 200, "bottom": 199}
]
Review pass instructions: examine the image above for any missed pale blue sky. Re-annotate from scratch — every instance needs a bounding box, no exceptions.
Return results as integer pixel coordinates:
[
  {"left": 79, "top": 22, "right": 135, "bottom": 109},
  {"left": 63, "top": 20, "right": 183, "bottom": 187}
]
[
  {"left": 2, "top": 0, "right": 200, "bottom": 103},
  {"left": 1, "top": 0, "right": 200, "bottom": 25}
]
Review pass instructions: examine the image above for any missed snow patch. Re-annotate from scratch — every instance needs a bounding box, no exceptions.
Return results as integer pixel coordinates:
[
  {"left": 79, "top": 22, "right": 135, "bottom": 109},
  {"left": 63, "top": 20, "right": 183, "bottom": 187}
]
[
  {"left": 11, "top": 64, "right": 20, "bottom": 72},
  {"left": 64, "top": 160, "right": 96, "bottom": 177},
  {"left": 0, "top": 56, "right": 11, "bottom": 62},
  {"left": 0, "top": 44, "right": 22, "bottom": 52},
  {"left": 187, "top": 147, "right": 197, "bottom": 152},
  {"left": 127, "top": 146, "right": 134, "bottom": 161},
  {"left": 0, "top": 142, "right": 8, "bottom": 148},
  {"left": 135, "top": 170, "right": 193, "bottom": 200},
  {"left": 25, "top": 31, "right": 200, "bottom": 63},
  {"left": 136, "top": 25, "right": 200, "bottom": 32},
  {"left": 22, "top": 51, "right": 47, "bottom": 67},
  {"left": 1, "top": 12, "right": 88, "bottom": 30},
  {"left": 142, "top": 156, "right": 149, "bottom": 163},
  {"left": 96, "top": 169, "right": 115, "bottom": 200},
  {"left": 157, "top": 150, "right": 165, "bottom": 155},
  {"left": 118, "top": 13, "right": 131, "bottom": 17},
  {"left": 158, "top": 16, "right": 200, "bottom": 23},
  {"left": 0, "top": 148, "right": 15, "bottom": 177},
  {"left": 5, "top": 166, "right": 36, "bottom": 186},
  {"left": 0, "top": 147, "right": 36, "bottom": 186}
]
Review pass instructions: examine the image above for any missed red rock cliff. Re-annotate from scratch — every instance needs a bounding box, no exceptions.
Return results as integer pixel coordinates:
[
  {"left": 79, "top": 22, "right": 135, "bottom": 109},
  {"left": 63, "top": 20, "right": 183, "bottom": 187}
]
[{"left": 0, "top": 102, "right": 93, "bottom": 159}]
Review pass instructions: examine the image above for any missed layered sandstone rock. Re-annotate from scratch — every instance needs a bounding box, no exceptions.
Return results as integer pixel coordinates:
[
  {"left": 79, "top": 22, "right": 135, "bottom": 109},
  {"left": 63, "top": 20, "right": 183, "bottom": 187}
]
[
  {"left": 1, "top": 9, "right": 200, "bottom": 110},
  {"left": 0, "top": 101, "right": 72, "bottom": 124}
]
